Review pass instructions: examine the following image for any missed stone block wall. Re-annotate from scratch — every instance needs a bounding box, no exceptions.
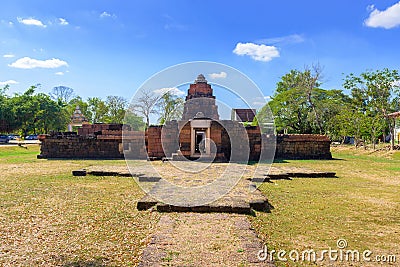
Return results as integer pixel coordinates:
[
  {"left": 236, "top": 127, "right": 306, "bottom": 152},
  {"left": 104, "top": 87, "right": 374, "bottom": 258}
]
[
  {"left": 274, "top": 134, "right": 332, "bottom": 159},
  {"left": 178, "top": 122, "right": 191, "bottom": 157},
  {"left": 209, "top": 121, "right": 224, "bottom": 159},
  {"left": 246, "top": 126, "right": 262, "bottom": 161},
  {"left": 123, "top": 131, "right": 147, "bottom": 159},
  {"left": 39, "top": 124, "right": 146, "bottom": 159},
  {"left": 78, "top": 123, "right": 123, "bottom": 137},
  {"left": 39, "top": 123, "right": 332, "bottom": 161},
  {"left": 146, "top": 126, "right": 163, "bottom": 158},
  {"left": 39, "top": 136, "right": 123, "bottom": 159},
  {"left": 219, "top": 120, "right": 250, "bottom": 162},
  {"left": 161, "top": 121, "right": 179, "bottom": 157}
]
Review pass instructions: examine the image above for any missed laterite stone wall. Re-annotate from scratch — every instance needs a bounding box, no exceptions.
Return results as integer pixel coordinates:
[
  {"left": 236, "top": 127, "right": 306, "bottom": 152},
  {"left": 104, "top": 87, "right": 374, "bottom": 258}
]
[
  {"left": 274, "top": 134, "right": 332, "bottom": 159},
  {"left": 39, "top": 137, "right": 123, "bottom": 159},
  {"left": 39, "top": 124, "right": 332, "bottom": 160}
]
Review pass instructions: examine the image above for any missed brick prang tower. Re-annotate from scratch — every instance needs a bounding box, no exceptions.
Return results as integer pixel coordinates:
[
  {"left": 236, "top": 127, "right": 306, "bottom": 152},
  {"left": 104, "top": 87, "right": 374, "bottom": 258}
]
[{"left": 181, "top": 74, "right": 219, "bottom": 121}]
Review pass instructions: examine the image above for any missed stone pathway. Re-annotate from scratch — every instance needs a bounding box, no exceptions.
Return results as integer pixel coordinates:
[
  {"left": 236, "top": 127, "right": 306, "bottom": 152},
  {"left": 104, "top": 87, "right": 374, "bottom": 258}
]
[
  {"left": 74, "top": 162, "right": 335, "bottom": 214},
  {"left": 138, "top": 213, "right": 275, "bottom": 267},
  {"left": 71, "top": 162, "right": 335, "bottom": 266}
]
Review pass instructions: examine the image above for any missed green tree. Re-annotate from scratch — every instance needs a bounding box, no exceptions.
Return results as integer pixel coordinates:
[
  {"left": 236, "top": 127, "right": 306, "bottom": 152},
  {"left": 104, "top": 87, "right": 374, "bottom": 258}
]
[
  {"left": 105, "top": 95, "right": 127, "bottom": 123},
  {"left": 123, "top": 109, "right": 146, "bottom": 130},
  {"left": 330, "top": 106, "right": 369, "bottom": 145},
  {"left": 266, "top": 68, "right": 350, "bottom": 135},
  {"left": 156, "top": 92, "right": 184, "bottom": 124},
  {"left": 87, "top": 97, "right": 108, "bottom": 123},
  {"left": 343, "top": 68, "right": 400, "bottom": 149},
  {"left": 314, "top": 88, "right": 352, "bottom": 140},
  {"left": 35, "top": 93, "right": 68, "bottom": 133},
  {"left": 11, "top": 86, "right": 40, "bottom": 136},
  {"left": 0, "top": 85, "right": 17, "bottom": 133},
  {"left": 268, "top": 69, "right": 311, "bottom": 133}
]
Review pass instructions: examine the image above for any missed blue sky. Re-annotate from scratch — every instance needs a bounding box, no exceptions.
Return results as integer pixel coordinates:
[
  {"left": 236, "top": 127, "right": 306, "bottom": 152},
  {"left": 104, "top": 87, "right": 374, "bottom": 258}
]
[{"left": 1, "top": 0, "right": 400, "bottom": 104}]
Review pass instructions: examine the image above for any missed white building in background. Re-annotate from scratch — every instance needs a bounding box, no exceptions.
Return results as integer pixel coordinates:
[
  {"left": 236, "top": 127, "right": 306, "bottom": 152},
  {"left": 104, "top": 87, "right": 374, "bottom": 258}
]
[{"left": 388, "top": 111, "right": 400, "bottom": 144}]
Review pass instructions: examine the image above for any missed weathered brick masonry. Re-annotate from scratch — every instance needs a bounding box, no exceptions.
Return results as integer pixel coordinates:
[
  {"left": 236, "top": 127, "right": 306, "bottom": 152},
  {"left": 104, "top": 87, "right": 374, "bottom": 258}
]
[
  {"left": 39, "top": 124, "right": 145, "bottom": 159},
  {"left": 38, "top": 124, "right": 332, "bottom": 160},
  {"left": 38, "top": 74, "right": 332, "bottom": 160},
  {"left": 275, "top": 134, "right": 332, "bottom": 159}
]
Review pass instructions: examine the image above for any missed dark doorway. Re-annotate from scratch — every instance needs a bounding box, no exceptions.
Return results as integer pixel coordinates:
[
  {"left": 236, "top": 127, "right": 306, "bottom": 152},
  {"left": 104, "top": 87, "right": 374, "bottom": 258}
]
[{"left": 195, "top": 130, "right": 206, "bottom": 153}]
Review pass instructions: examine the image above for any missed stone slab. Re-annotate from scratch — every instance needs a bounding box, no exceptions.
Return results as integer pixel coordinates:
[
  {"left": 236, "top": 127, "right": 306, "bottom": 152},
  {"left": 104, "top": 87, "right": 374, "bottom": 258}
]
[{"left": 72, "top": 169, "right": 87, "bottom": 176}]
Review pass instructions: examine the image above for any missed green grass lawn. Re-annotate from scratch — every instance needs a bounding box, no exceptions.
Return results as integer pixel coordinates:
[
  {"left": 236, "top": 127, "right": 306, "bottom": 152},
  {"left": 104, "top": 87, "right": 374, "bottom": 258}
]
[
  {"left": 252, "top": 146, "right": 400, "bottom": 266},
  {"left": 1, "top": 144, "right": 399, "bottom": 266},
  {"left": 0, "top": 145, "right": 159, "bottom": 267}
]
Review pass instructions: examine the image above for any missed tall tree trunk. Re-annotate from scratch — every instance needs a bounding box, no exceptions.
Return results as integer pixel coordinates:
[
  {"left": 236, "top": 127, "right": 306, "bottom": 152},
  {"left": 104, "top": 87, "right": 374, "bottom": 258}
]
[{"left": 146, "top": 116, "right": 150, "bottom": 130}]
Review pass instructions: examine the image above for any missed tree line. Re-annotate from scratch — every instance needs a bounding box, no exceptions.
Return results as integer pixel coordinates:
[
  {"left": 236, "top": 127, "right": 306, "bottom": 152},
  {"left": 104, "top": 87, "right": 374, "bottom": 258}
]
[
  {"left": 1, "top": 66, "right": 399, "bottom": 148},
  {"left": 0, "top": 85, "right": 185, "bottom": 137},
  {"left": 0, "top": 85, "right": 138, "bottom": 136},
  {"left": 258, "top": 66, "right": 400, "bottom": 149}
]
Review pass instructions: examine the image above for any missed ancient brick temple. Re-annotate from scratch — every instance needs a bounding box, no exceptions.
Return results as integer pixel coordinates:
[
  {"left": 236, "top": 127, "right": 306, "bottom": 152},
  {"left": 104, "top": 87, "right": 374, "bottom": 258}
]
[
  {"left": 39, "top": 74, "right": 332, "bottom": 160},
  {"left": 143, "top": 74, "right": 260, "bottom": 161},
  {"left": 130, "top": 74, "right": 332, "bottom": 161}
]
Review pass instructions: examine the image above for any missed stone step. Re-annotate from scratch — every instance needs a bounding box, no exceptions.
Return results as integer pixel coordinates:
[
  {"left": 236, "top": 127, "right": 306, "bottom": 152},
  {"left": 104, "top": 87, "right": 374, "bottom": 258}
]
[
  {"left": 72, "top": 169, "right": 87, "bottom": 176},
  {"left": 250, "top": 171, "right": 337, "bottom": 182},
  {"left": 137, "top": 194, "right": 272, "bottom": 214}
]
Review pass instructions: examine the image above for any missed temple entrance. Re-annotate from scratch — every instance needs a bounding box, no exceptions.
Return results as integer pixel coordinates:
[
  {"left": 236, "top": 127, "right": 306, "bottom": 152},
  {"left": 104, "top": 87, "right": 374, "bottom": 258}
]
[
  {"left": 195, "top": 130, "right": 206, "bottom": 153},
  {"left": 190, "top": 119, "right": 211, "bottom": 157}
]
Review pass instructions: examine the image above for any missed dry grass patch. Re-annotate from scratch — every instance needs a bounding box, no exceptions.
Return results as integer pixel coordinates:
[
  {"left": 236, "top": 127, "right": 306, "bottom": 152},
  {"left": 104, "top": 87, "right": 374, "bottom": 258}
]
[
  {"left": 251, "top": 146, "right": 400, "bottom": 266},
  {"left": 0, "top": 145, "right": 160, "bottom": 267}
]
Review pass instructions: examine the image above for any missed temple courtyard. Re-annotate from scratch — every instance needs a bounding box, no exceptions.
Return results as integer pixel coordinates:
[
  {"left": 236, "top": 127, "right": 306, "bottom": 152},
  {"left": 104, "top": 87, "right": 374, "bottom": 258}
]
[{"left": 0, "top": 144, "right": 398, "bottom": 266}]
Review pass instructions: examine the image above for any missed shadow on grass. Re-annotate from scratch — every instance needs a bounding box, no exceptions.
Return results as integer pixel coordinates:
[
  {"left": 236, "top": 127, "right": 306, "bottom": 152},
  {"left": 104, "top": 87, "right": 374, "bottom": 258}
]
[
  {"left": 42, "top": 157, "right": 125, "bottom": 161},
  {"left": 272, "top": 159, "right": 289, "bottom": 163}
]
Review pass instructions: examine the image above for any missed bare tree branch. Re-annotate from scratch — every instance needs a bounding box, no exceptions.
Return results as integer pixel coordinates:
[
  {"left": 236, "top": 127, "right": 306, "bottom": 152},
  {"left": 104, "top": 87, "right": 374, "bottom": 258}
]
[{"left": 129, "top": 89, "right": 159, "bottom": 128}]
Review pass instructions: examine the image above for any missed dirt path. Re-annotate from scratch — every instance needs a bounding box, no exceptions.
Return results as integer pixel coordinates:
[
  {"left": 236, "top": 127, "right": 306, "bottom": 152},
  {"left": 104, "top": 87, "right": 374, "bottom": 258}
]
[{"left": 138, "top": 213, "right": 275, "bottom": 267}]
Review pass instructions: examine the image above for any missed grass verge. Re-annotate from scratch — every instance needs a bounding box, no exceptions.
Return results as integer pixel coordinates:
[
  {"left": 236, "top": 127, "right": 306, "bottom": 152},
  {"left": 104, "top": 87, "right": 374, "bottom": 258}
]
[
  {"left": 251, "top": 146, "right": 400, "bottom": 266},
  {"left": 0, "top": 145, "right": 159, "bottom": 267}
]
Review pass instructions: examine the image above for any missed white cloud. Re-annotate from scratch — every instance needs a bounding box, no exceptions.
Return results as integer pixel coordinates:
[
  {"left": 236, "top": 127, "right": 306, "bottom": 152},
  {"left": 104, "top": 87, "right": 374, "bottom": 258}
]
[
  {"left": 257, "top": 34, "right": 305, "bottom": 45},
  {"left": 364, "top": 2, "right": 400, "bottom": 29},
  {"left": 0, "top": 80, "right": 18, "bottom": 86},
  {"left": 33, "top": 48, "right": 45, "bottom": 53},
  {"left": 55, "top": 71, "right": 64, "bottom": 75},
  {"left": 100, "top": 11, "right": 116, "bottom": 19},
  {"left": 233, "top": 42, "right": 280, "bottom": 62},
  {"left": 3, "top": 54, "right": 15, "bottom": 58},
  {"left": 153, "top": 87, "right": 185, "bottom": 97},
  {"left": 59, "top": 18, "right": 69, "bottom": 25},
  {"left": 209, "top": 71, "right": 227, "bottom": 79},
  {"left": 17, "top": 17, "right": 46, "bottom": 27},
  {"left": 9, "top": 57, "right": 68, "bottom": 69},
  {"left": 100, "top": 11, "right": 111, "bottom": 18}
]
